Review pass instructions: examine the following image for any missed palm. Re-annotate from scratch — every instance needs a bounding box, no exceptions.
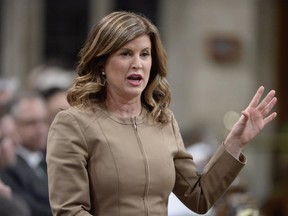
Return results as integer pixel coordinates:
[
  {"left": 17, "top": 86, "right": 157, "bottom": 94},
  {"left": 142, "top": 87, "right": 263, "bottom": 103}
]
[{"left": 228, "top": 86, "right": 277, "bottom": 146}]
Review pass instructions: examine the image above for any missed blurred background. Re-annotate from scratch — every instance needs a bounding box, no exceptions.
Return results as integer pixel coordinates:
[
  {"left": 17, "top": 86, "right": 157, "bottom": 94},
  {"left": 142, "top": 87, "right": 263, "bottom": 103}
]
[{"left": 0, "top": 0, "right": 287, "bottom": 215}]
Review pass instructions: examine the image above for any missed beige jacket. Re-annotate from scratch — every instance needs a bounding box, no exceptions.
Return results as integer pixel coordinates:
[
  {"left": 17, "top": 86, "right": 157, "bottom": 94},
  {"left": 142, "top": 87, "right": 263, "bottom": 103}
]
[{"left": 46, "top": 106, "right": 245, "bottom": 216}]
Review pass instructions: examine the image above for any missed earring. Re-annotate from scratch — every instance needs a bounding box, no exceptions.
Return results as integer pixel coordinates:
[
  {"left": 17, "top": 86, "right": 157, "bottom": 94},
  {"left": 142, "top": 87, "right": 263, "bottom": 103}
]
[{"left": 100, "top": 71, "right": 106, "bottom": 86}]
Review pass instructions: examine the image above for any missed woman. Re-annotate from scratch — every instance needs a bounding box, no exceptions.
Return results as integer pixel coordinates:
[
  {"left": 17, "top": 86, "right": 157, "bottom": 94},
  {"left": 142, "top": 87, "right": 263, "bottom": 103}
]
[{"left": 46, "top": 11, "right": 277, "bottom": 216}]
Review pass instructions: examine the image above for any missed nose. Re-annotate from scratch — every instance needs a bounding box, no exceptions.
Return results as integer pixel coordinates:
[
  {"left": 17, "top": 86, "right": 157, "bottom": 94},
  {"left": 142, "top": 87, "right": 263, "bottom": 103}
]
[{"left": 131, "top": 55, "right": 142, "bottom": 69}]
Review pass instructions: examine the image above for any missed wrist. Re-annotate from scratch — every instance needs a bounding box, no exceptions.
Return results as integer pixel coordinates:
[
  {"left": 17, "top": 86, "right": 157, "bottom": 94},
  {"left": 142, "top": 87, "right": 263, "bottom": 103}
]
[{"left": 223, "top": 138, "right": 243, "bottom": 159}]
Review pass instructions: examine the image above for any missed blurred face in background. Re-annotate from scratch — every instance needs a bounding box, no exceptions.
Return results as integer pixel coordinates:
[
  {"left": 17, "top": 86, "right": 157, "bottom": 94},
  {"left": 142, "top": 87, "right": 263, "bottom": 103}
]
[
  {"left": 0, "top": 115, "right": 19, "bottom": 168},
  {"left": 14, "top": 97, "right": 49, "bottom": 151},
  {"left": 46, "top": 90, "right": 70, "bottom": 125}
]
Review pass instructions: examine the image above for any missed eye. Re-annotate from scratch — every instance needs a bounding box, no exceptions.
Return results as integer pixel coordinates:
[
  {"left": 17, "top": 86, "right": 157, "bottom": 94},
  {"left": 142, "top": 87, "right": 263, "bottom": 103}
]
[
  {"left": 141, "top": 51, "right": 151, "bottom": 57},
  {"left": 120, "top": 50, "right": 131, "bottom": 56}
]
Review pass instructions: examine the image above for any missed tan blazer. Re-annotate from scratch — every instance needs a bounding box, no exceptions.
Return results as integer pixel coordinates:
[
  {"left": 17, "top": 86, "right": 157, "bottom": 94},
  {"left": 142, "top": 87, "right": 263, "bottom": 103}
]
[{"left": 46, "top": 107, "right": 245, "bottom": 216}]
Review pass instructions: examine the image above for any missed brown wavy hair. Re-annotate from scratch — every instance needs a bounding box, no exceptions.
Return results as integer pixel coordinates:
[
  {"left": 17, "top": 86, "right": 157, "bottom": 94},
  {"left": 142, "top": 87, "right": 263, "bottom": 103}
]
[{"left": 67, "top": 11, "right": 171, "bottom": 124}]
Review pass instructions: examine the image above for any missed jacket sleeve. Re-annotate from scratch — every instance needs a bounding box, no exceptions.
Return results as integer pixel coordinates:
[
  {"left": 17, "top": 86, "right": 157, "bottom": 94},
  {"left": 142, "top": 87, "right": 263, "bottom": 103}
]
[
  {"left": 171, "top": 115, "right": 246, "bottom": 214},
  {"left": 46, "top": 110, "right": 92, "bottom": 216}
]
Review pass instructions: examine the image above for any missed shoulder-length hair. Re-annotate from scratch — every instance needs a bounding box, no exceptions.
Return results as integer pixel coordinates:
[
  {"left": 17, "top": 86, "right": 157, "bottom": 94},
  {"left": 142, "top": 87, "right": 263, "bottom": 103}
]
[{"left": 67, "top": 11, "right": 171, "bottom": 124}]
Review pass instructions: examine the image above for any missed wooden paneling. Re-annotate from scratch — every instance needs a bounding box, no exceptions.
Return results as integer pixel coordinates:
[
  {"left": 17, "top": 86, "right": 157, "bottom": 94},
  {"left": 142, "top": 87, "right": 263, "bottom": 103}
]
[{"left": 276, "top": 0, "right": 288, "bottom": 129}]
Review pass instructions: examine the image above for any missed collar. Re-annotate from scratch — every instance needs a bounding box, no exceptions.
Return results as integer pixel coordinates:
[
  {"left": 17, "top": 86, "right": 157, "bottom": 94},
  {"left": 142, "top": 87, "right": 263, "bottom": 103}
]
[
  {"left": 102, "top": 107, "right": 149, "bottom": 125},
  {"left": 16, "top": 145, "right": 44, "bottom": 169}
]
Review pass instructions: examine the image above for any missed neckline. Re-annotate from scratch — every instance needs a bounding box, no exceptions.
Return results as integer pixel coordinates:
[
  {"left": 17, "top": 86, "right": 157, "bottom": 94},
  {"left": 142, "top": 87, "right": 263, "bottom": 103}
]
[{"left": 101, "top": 106, "right": 148, "bottom": 125}]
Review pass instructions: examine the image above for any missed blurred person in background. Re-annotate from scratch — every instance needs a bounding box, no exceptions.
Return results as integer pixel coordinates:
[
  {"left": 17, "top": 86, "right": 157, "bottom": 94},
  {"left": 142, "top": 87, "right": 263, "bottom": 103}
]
[
  {"left": 26, "top": 64, "right": 73, "bottom": 125},
  {"left": 0, "top": 92, "right": 52, "bottom": 216},
  {"left": 0, "top": 114, "right": 20, "bottom": 168},
  {"left": 45, "top": 87, "right": 71, "bottom": 125},
  {"left": 0, "top": 112, "right": 31, "bottom": 216},
  {"left": 0, "top": 77, "right": 19, "bottom": 116}
]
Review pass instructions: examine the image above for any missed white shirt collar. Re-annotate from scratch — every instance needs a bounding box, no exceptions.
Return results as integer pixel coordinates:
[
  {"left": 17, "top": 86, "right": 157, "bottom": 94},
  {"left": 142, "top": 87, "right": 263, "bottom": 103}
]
[{"left": 16, "top": 145, "right": 43, "bottom": 169}]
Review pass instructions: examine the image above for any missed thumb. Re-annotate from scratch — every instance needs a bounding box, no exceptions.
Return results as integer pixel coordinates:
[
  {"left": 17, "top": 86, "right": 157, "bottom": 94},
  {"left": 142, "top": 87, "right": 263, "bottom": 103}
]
[{"left": 241, "top": 110, "right": 250, "bottom": 121}]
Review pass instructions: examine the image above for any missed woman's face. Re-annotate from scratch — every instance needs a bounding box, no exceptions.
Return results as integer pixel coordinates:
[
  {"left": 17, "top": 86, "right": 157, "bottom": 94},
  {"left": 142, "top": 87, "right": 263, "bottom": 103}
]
[{"left": 104, "top": 34, "right": 152, "bottom": 101}]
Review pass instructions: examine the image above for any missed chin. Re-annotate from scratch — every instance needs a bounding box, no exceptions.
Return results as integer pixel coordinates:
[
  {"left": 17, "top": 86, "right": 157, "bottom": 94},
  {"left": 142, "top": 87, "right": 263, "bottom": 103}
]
[{"left": 127, "top": 90, "right": 143, "bottom": 99}]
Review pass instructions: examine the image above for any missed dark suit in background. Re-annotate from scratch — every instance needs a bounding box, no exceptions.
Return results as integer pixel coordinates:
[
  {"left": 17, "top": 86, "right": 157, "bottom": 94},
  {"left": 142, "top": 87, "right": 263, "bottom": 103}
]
[
  {"left": 0, "top": 194, "right": 31, "bottom": 216},
  {"left": 1, "top": 155, "right": 52, "bottom": 216},
  {"left": 2, "top": 91, "right": 52, "bottom": 215}
]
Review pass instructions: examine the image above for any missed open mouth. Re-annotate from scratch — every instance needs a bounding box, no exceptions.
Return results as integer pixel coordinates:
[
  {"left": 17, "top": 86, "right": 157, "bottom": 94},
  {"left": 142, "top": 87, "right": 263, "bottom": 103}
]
[
  {"left": 127, "top": 74, "right": 143, "bottom": 86},
  {"left": 127, "top": 74, "right": 142, "bottom": 81}
]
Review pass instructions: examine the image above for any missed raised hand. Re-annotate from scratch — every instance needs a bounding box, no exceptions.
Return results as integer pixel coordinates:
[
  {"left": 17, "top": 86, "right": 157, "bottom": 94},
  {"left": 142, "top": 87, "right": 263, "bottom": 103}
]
[{"left": 224, "top": 86, "right": 277, "bottom": 158}]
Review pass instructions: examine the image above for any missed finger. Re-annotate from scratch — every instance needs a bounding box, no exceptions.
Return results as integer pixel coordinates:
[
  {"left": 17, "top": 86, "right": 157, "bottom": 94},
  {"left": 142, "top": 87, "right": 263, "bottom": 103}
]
[
  {"left": 264, "top": 112, "right": 277, "bottom": 126},
  {"left": 239, "top": 110, "right": 250, "bottom": 124},
  {"left": 261, "top": 97, "right": 277, "bottom": 116},
  {"left": 248, "top": 86, "right": 265, "bottom": 108},
  {"left": 257, "top": 90, "right": 276, "bottom": 112}
]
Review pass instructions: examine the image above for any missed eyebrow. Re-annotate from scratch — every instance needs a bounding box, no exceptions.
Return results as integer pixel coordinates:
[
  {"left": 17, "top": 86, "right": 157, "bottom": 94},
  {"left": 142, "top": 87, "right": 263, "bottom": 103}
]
[{"left": 119, "top": 47, "right": 151, "bottom": 51}]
